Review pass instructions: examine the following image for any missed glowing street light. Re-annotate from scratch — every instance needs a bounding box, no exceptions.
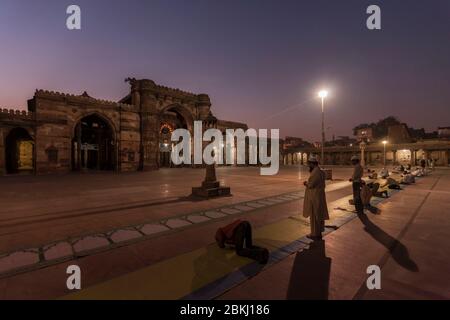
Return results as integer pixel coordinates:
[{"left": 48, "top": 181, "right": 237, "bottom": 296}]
[
  {"left": 318, "top": 90, "right": 328, "bottom": 99},
  {"left": 318, "top": 90, "right": 329, "bottom": 165},
  {"left": 382, "top": 140, "right": 388, "bottom": 166}
]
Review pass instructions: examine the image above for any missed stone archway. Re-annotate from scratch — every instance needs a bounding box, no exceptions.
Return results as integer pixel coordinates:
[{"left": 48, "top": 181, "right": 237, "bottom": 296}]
[
  {"left": 72, "top": 114, "right": 116, "bottom": 171},
  {"left": 397, "top": 149, "right": 412, "bottom": 165},
  {"left": 158, "top": 104, "right": 194, "bottom": 168},
  {"left": 5, "top": 127, "right": 34, "bottom": 174}
]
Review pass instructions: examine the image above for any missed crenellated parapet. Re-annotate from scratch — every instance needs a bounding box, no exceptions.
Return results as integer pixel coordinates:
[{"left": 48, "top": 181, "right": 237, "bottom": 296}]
[
  {"left": 34, "top": 89, "right": 133, "bottom": 109},
  {"left": 0, "top": 108, "right": 34, "bottom": 119},
  {"left": 124, "top": 78, "right": 210, "bottom": 105},
  {"left": 156, "top": 86, "right": 211, "bottom": 106},
  {"left": 156, "top": 84, "right": 197, "bottom": 99}
]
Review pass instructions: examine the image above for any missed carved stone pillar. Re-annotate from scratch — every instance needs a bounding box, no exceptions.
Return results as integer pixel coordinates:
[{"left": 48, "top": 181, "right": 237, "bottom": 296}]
[
  {"left": 137, "top": 79, "right": 159, "bottom": 171},
  {"left": 192, "top": 112, "right": 230, "bottom": 198},
  {"left": 411, "top": 149, "right": 416, "bottom": 166},
  {"left": 443, "top": 150, "right": 449, "bottom": 167}
]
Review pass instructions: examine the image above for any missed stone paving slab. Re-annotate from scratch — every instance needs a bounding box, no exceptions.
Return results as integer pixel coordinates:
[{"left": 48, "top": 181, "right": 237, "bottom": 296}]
[
  {"left": 165, "top": 218, "right": 192, "bottom": 229},
  {"left": 140, "top": 224, "right": 170, "bottom": 235},
  {"left": 245, "top": 202, "right": 266, "bottom": 208},
  {"left": 43, "top": 242, "right": 73, "bottom": 261},
  {"left": 256, "top": 200, "right": 279, "bottom": 205},
  {"left": 276, "top": 196, "right": 297, "bottom": 201},
  {"left": 282, "top": 194, "right": 301, "bottom": 199},
  {"left": 233, "top": 205, "right": 254, "bottom": 211},
  {"left": 204, "top": 210, "right": 227, "bottom": 219},
  {"left": 186, "top": 215, "right": 211, "bottom": 224},
  {"left": 110, "top": 230, "right": 142, "bottom": 243},
  {"left": 266, "top": 198, "right": 286, "bottom": 203},
  {"left": 220, "top": 208, "right": 242, "bottom": 215},
  {"left": 0, "top": 251, "right": 40, "bottom": 274},
  {"left": 73, "top": 236, "right": 110, "bottom": 254}
]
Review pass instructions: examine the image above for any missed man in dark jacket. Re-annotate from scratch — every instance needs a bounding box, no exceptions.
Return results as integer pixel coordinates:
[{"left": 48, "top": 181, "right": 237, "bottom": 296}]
[{"left": 349, "top": 155, "right": 364, "bottom": 215}]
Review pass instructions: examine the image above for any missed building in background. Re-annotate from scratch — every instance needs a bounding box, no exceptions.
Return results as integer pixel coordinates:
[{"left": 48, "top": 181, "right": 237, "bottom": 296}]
[
  {"left": 0, "top": 78, "right": 247, "bottom": 175},
  {"left": 282, "top": 121, "right": 450, "bottom": 167},
  {"left": 438, "top": 127, "right": 450, "bottom": 139},
  {"left": 355, "top": 127, "right": 374, "bottom": 142}
]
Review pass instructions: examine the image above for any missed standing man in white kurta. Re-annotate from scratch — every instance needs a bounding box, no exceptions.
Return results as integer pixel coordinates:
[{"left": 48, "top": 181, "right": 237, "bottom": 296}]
[{"left": 303, "top": 155, "right": 329, "bottom": 240}]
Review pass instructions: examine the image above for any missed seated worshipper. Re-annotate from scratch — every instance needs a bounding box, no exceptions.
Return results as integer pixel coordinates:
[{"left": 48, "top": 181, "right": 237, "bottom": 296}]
[
  {"left": 215, "top": 220, "right": 269, "bottom": 264},
  {"left": 367, "top": 181, "right": 388, "bottom": 198},
  {"left": 361, "top": 181, "right": 379, "bottom": 214},
  {"left": 406, "top": 164, "right": 412, "bottom": 171},
  {"left": 367, "top": 169, "right": 378, "bottom": 179},
  {"left": 392, "top": 165, "right": 404, "bottom": 174},
  {"left": 401, "top": 171, "right": 416, "bottom": 185},
  {"left": 411, "top": 167, "right": 423, "bottom": 177},
  {"left": 379, "top": 167, "right": 389, "bottom": 179},
  {"left": 386, "top": 177, "right": 401, "bottom": 190}
]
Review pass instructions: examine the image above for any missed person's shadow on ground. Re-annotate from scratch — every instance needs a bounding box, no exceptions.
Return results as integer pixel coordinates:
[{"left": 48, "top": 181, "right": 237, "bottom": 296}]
[
  {"left": 357, "top": 214, "right": 419, "bottom": 272},
  {"left": 286, "top": 240, "right": 331, "bottom": 300}
]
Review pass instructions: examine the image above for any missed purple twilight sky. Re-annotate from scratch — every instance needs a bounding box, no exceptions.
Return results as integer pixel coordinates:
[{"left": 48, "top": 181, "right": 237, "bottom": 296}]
[{"left": 0, "top": 0, "right": 449, "bottom": 142}]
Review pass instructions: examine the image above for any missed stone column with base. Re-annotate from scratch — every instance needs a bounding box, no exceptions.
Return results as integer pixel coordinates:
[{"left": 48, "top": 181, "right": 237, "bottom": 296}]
[
  {"left": 411, "top": 149, "right": 417, "bottom": 166},
  {"left": 192, "top": 112, "right": 231, "bottom": 198},
  {"left": 443, "top": 150, "right": 449, "bottom": 167}
]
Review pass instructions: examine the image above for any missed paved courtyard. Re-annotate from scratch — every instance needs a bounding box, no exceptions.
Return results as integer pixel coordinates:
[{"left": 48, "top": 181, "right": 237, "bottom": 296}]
[
  {"left": 0, "top": 166, "right": 448, "bottom": 299},
  {"left": 219, "top": 169, "right": 450, "bottom": 300},
  {"left": 0, "top": 166, "right": 353, "bottom": 253}
]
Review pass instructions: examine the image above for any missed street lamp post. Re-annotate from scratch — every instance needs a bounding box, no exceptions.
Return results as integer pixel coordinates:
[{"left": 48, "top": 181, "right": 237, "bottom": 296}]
[
  {"left": 382, "top": 140, "right": 388, "bottom": 167},
  {"left": 298, "top": 152, "right": 302, "bottom": 180},
  {"left": 318, "top": 90, "right": 328, "bottom": 166}
]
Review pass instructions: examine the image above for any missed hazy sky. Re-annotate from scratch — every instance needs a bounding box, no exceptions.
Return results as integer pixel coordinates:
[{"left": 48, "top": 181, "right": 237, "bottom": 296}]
[{"left": 0, "top": 0, "right": 449, "bottom": 141}]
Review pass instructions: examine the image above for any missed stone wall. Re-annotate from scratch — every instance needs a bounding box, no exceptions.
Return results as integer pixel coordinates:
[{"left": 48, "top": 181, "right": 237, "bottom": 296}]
[
  {"left": 31, "top": 90, "right": 141, "bottom": 174},
  {"left": 119, "top": 105, "right": 141, "bottom": 172},
  {"left": 1, "top": 78, "right": 245, "bottom": 175}
]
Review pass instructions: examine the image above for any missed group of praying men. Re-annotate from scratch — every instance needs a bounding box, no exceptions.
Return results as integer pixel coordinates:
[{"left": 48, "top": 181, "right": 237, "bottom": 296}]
[{"left": 301, "top": 155, "right": 431, "bottom": 240}]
